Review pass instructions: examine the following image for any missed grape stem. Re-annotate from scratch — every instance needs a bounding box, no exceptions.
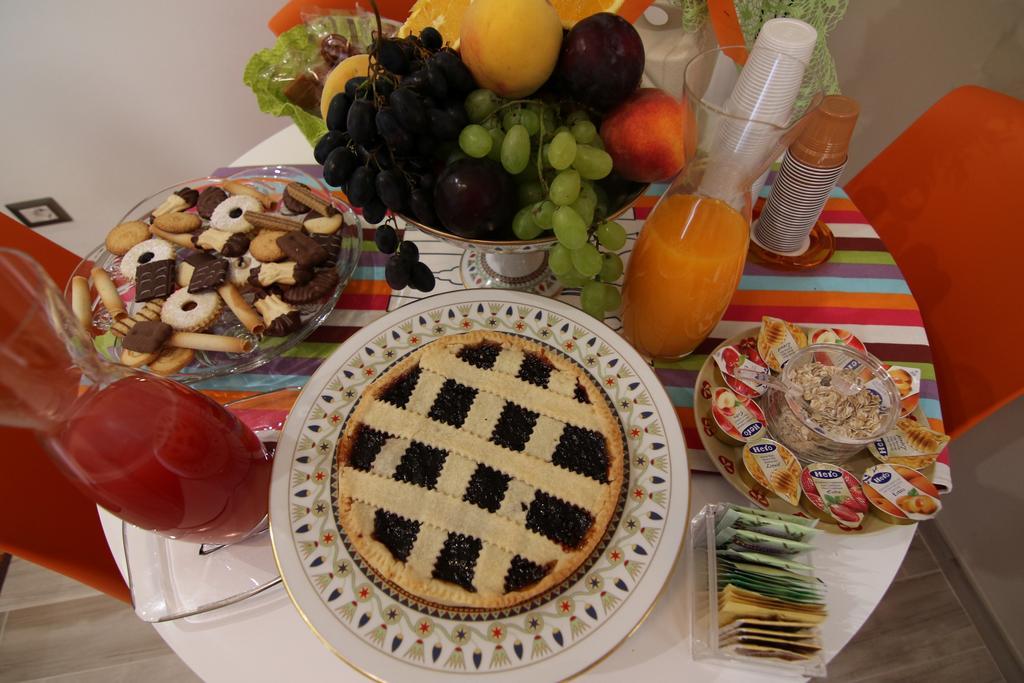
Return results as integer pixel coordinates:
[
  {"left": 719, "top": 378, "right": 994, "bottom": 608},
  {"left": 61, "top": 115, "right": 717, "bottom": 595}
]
[
  {"left": 488, "top": 98, "right": 539, "bottom": 115},
  {"left": 365, "top": 0, "right": 383, "bottom": 106},
  {"left": 536, "top": 107, "right": 547, "bottom": 193},
  {"left": 367, "top": 0, "right": 384, "bottom": 47}
]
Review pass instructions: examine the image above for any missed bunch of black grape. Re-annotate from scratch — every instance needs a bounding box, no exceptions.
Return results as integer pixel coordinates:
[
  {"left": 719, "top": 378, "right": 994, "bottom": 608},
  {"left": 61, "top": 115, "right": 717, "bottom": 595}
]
[
  {"left": 313, "top": 25, "right": 474, "bottom": 233},
  {"left": 373, "top": 224, "right": 434, "bottom": 291}
]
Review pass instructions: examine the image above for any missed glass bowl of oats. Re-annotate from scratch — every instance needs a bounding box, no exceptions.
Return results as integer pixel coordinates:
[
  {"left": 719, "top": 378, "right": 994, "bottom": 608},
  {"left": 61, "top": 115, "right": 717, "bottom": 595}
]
[{"left": 764, "top": 344, "right": 901, "bottom": 465}]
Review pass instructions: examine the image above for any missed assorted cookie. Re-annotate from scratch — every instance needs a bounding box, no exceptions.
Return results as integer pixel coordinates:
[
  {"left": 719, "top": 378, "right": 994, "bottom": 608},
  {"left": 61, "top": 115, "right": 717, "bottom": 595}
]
[
  {"left": 278, "top": 231, "right": 328, "bottom": 267},
  {"left": 161, "top": 289, "right": 223, "bottom": 332},
  {"left": 123, "top": 320, "right": 173, "bottom": 354},
  {"left": 134, "top": 259, "right": 176, "bottom": 302},
  {"left": 283, "top": 268, "right": 339, "bottom": 304},
  {"left": 250, "top": 229, "right": 288, "bottom": 262},
  {"left": 197, "top": 186, "right": 228, "bottom": 219},
  {"left": 184, "top": 252, "right": 228, "bottom": 293},
  {"left": 248, "top": 262, "right": 314, "bottom": 288},
  {"left": 148, "top": 346, "right": 196, "bottom": 375},
  {"left": 105, "top": 221, "right": 150, "bottom": 256},
  {"left": 227, "top": 252, "right": 258, "bottom": 287},
  {"left": 211, "top": 195, "right": 263, "bottom": 233},
  {"left": 304, "top": 211, "right": 343, "bottom": 235},
  {"left": 253, "top": 291, "right": 302, "bottom": 336},
  {"left": 120, "top": 238, "right": 176, "bottom": 281},
  {"left": 88, "top": 178, "right": 351, "bottom": 376},
  {"left": 281, "top": 183, "right": 312, "bottom": 214},
  {"left": 193, "top": 228, "right": 251, "bottom": 256},
  {"left": 245, "top": 212, "right": 303, "bottom": 233},
  {"left": 153, "top": 212, "right": 202, "bottom": 234}
]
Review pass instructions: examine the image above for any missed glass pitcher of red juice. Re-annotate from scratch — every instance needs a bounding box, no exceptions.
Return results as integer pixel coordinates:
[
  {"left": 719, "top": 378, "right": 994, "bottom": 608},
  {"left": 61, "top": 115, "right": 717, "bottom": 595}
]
[{"left": 0, "top": 249, "right": 271, "bottom": 544}]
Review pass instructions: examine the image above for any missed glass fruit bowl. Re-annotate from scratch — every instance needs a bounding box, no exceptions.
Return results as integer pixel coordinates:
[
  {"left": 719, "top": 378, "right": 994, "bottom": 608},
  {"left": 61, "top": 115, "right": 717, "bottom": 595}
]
[
  {"left": 397, "top": 179, "right": 648, "bottom": 294},
  {"left": 65, "top": 165, "right": 362, "bottom": 384}
]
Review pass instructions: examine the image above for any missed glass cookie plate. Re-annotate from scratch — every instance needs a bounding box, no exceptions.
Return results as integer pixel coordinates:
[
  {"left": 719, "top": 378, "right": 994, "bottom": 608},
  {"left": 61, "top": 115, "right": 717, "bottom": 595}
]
[
  {"left": 65, "top": 165, "right": 362, "bottom": 383},
  {"left": 269, "top": 289, "right": 690, "bottom": 681}
]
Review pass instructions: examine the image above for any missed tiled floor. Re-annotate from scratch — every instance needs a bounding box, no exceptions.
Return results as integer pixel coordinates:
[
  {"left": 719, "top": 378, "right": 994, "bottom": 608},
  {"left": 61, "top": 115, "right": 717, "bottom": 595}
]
[
  {"left": 0, "top": 532, "right": 1014, "bottom": 682},
  {"left": 812, "top": 532, "right": 1004, "bottom": 682}
]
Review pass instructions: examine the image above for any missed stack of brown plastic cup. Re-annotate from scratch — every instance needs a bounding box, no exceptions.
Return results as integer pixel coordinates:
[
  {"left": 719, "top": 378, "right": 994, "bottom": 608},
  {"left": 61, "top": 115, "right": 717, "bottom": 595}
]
[{"left": 753, "top": 96, "right": 859, "bottom": 256}]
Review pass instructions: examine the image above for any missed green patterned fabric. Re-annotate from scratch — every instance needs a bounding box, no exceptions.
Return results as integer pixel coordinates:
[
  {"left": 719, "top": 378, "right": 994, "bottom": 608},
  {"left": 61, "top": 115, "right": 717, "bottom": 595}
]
[{"left": 679, "top": 0, "right": 847, "bottom": 108}]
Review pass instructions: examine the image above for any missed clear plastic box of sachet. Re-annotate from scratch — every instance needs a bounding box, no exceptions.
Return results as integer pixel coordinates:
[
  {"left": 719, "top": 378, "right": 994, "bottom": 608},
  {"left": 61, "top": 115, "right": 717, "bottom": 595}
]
[{"left": 690, "top": 503, "right": 828, "bottom": 677}]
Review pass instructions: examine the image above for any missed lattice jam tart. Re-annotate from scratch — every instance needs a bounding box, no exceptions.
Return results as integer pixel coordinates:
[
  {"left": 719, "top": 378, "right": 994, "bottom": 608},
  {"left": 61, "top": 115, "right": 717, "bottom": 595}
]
[{"left": 336, "top": 331, "right": 625, "bottom": 608}]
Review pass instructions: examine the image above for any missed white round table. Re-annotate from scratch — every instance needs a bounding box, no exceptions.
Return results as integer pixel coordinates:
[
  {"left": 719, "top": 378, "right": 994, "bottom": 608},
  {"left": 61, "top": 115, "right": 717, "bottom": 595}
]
[{"left": 92, "top": 125, "right": 915, "bottom": 682}]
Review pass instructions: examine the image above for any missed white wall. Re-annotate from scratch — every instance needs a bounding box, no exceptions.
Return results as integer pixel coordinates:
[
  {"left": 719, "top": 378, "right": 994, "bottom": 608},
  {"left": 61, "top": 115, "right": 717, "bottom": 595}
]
[
  {"left": 0, "top": 0, "right": 286, "bottom": 256},
  {"left": 830, "top": 0, "right": 1024, "bottom": 179}
]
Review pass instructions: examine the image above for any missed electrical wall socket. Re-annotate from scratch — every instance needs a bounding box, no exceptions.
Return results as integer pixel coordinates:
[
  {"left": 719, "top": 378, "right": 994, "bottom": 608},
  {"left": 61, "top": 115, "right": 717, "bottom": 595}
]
[{"left": 5, "top": 198, "right": 72, "bottom": 228}]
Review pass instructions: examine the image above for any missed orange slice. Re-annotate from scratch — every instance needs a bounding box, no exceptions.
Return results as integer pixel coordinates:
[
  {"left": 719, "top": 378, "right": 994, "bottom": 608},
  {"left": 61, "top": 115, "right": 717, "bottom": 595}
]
[
  {"left": 397, "top": 0, "right": 473, "bottom": 45},
  {"left": 552, "top": 0, "right": 624, "bottom": 27},
  {"left": 398, "top": 0, "right": 654, "bottom": 45}
]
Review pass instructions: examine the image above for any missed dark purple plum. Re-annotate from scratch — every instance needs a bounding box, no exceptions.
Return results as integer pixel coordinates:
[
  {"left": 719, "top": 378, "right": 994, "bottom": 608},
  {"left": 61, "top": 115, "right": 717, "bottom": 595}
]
[
  {"left": 433, "top": 158, "right": 517, "bottom": 240},
  {"left": 556, "top": 13, "right": 644, "bottom": 112}
]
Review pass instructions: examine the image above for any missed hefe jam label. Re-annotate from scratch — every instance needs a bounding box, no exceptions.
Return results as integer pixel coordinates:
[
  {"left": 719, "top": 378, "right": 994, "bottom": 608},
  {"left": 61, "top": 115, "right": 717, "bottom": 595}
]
[
  {"left": 869, "top": 471, "right": 893, "bottom": 485},
  {"left": 729, "top": 402, "right": 764, "bottom": 439},
  {"left": 863, "top": 464, "right": 942, "bottom": 520},
  {"left": 749, "top": 442, "right": 788, "bottom": 478},
  {"left": 802, "top": 463, "right": 867, "bottom": 529}
]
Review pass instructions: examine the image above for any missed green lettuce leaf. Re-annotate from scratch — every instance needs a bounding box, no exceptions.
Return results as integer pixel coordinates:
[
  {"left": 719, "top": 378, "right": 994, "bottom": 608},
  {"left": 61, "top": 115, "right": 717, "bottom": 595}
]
[{"left": 242, "top": 15, "right": 378, "bottom": 146}]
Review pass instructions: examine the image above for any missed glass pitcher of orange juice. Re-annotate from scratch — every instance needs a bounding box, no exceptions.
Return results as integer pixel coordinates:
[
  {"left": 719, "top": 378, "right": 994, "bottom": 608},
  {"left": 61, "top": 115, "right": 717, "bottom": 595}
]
[{"left": 622, "top": 46, "right": 820, "bottom": 359}]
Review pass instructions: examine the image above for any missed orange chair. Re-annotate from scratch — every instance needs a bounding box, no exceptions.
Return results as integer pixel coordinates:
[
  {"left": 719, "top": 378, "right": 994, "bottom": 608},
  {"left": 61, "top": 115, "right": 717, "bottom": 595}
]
[
  {"left": 846, "top": 86, "right": 1024, "bottom": 439},
  {"left": 0, "top": 215, "right": 130, "bottom": 602}
]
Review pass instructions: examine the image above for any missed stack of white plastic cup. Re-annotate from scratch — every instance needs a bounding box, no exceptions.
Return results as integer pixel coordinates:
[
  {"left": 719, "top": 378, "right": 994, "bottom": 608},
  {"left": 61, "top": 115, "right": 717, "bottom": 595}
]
[
  {"left": 745, "top": 19, "right": 818, "bottom": 199},
  {"left": 699, "top": 19, "right": 817, "bottom": 204}
]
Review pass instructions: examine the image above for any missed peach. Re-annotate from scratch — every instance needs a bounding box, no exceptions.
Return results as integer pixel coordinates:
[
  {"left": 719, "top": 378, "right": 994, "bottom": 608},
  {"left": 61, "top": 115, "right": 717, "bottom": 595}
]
[
  {"left": 459, "top": 0, "right": 563, "bottom": 98},
  {"left": 600, "top": 88, "right": 687, "bottom": 183}
]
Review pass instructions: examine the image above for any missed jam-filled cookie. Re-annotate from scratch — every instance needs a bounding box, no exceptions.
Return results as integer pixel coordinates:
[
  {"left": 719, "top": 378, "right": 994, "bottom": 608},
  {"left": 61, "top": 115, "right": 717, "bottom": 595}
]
[{"left": 160, "top": 288, "right": 223, "bottom": 332}]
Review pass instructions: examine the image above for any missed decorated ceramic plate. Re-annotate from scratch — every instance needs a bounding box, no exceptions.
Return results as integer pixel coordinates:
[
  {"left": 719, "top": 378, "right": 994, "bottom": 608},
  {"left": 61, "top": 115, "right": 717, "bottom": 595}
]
[
  {"left": 65, "top": 165, "right": 362, "bottom": 383},
  {"left": 270, "top": 290, "right": 689, "bottom": 680},
  {"left": 695, "top": 327, "right": 938, "bottom": 534}
]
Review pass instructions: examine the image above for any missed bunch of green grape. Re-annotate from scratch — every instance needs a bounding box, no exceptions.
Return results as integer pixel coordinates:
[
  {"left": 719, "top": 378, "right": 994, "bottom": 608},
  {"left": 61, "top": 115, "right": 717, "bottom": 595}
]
[{"left": 458, "top": 89, "right": 628, "bottom": 319}]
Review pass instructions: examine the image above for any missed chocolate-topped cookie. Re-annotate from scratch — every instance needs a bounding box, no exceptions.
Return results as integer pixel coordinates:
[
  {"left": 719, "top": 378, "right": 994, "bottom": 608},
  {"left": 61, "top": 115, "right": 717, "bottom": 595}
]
[
  {"left": 281, "top": 183, "right": 312, "bottom": 214},
  {"left": 277, "top": 231, "right": 328, "bottom": 267},
  {"left": 253, "top": 290, "right": 302, "bottom": 336},
  {"left": 286, "top": 182, "right": 333, "bottom": 216},
  {"left": 196, "top": 186, "right": 228, "bottom": 220},
  {"left": 309, "top": 232, "right": 342, "bottom": 267},
  {"left": 266, "top": 310, "right": 302, "bottom": 335},
  {"left": 175, "top": 186, "right": 199, "bottom": 209},
  {"left": 193, "top": 229, "right": 250, "bottom": 257},
  {"left": 135, "top": 259, "right": 176, "bottom": 302},
  {"left": 185, "top": 252, "right": 228, "bottom": 293},
  {"left": 123, "top": 320, "right": 172, "bottom": 354},
  {"left": 282, "top": 268, "right": 339, "bottom": 304},
  {"left": 248, "top": 262, "right": 314, "bottom": 287}
]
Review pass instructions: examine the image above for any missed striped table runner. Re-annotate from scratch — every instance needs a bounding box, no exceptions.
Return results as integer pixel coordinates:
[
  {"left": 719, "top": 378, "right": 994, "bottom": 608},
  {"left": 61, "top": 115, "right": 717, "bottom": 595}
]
[{"left": 201, "top": 166, "right": 951, "bottom": 490}]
